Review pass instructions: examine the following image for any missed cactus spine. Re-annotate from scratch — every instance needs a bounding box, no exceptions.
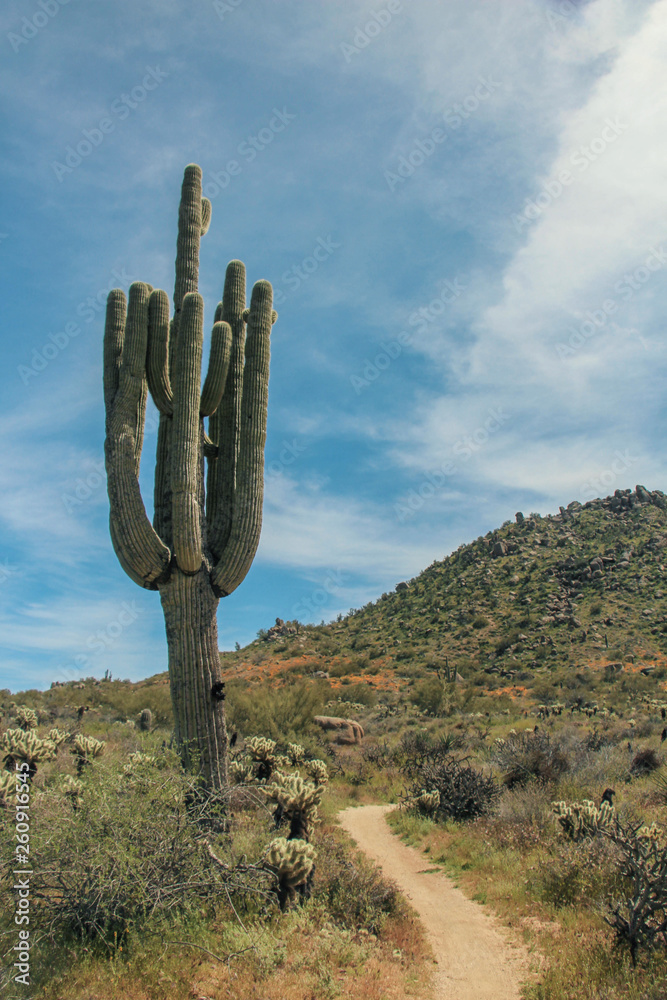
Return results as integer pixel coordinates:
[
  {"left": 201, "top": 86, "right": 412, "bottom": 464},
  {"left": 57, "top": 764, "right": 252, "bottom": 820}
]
[{"left": 104, "top": 164, "right": 276, "bottom": 794}]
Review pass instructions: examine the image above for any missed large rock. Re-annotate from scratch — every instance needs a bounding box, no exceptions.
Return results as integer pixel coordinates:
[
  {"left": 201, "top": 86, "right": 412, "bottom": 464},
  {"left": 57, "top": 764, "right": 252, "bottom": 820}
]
[{"left": 314, "top": 715, "right": 364, "bottom": 745}]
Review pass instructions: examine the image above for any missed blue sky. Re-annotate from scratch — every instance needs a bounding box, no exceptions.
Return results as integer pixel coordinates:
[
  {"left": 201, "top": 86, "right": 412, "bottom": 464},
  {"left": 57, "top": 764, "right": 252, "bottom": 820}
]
[{"left": 2, "top": 0, "right": 667, "bottom": 692}]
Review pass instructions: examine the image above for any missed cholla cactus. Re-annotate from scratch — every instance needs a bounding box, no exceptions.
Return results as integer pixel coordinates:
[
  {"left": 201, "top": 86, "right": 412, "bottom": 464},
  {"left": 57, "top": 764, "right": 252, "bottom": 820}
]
[
  {"left": 1, "top": 728, "right": 56, "bottom": 779},
  {"left": 413, "top": 788, "right": 441, "bottom": 816},
  {"left": 552, "top": 798, "right": 614, "bottom": 841},
  {"left": 304, "top": 758, "right": 329, "bottom": 787},
  {"left": 138, "top": 708, "right": 153, "bottom": 731},
  {"left": 286, "top": 742, "right": 305, "bottom": 765},
  {"left": 265, "top": 836, "right": 317, "bottom": 911},
  {"left": 14, "top": 706, "right": 38, "bottom": 732},
  {"left": 265, "top": 773, "right": 323, "bottom": 841},
  {"left": 637, "top": 822, "right": 664, "bottom": 843},
  {"left": 0, "top": 771, "right": 18, "bottom": 806},
  {"left": 62, "top": 775, "right": 84, "bottom": 811},
  {"left": 246, "top": 736, "right": 279, "bottom": 781},
  {"left": 71, "top": 735, "right": 105, "bottom": 775},
  {"left": 122, "top": 752, "right": 157, "bottom": 786},
  {"left": 230, "top": 758, "right": 255, "bottom": 784},
  {"left": 123, "top": 751, "right": 157, "bottom": 776},
  {"left": 47, "top": 728, "right": 69, "bottom": 752}
]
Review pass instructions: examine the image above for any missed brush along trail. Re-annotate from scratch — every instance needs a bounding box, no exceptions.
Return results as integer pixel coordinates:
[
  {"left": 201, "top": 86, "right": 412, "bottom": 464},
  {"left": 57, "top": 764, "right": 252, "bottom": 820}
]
[{"left": 338, "top": 804, "right": 531, "bottom": 1000}]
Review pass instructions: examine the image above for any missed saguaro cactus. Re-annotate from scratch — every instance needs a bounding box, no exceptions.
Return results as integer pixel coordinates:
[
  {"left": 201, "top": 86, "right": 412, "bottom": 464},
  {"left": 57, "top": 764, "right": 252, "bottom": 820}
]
[{"left": 103, "top": 163, "right": 276, "bottom": 793}]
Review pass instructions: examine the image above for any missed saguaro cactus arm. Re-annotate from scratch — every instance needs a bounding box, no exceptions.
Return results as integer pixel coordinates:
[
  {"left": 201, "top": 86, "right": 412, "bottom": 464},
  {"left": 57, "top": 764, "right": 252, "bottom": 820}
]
[
  {"left": 104, "top": 282, "right": 172, "bottom": 589},
  {"left": 171, "top": 292, "right": 205, "bottom": 574},
  {"left": 211, "top": 279, "right": 275, "bottom": 596},
  {"left": 206, "top": 260, "right": 247, "bottom": 560},
  {"left": 200, "top": 321, "right": 232, "bottom": 417},
  {"left": 146, "top": 290, "right": 173, "bottom": 416}
]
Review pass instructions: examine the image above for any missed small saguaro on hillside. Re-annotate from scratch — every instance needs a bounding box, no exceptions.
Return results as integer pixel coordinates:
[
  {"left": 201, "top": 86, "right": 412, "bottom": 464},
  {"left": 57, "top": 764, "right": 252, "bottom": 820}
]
[{"left": 103, "top": 163, "right": 277, "bottom": 793}]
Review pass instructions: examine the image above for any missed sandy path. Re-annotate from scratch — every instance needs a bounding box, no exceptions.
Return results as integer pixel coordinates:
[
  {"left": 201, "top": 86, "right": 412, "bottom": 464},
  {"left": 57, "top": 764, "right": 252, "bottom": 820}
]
[{"left": 338, "top": 804, "right": 530, "bottom": 1000}]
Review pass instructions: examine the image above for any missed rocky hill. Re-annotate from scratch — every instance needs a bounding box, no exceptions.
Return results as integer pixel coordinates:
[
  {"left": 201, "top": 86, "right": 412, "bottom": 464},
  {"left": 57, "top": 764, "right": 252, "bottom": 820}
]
[
  {"left": 20, "top": 485, "right": 667, "bottom": 718},
  {"left": 245, "top": 485, "right": 667, "bottom": 707}
]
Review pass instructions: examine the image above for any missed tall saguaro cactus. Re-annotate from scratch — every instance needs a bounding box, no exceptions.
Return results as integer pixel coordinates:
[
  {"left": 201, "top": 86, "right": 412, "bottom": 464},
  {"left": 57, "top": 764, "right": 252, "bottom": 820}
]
[{"left": 103, "top": 164, "right": 276, "bottom": 793}]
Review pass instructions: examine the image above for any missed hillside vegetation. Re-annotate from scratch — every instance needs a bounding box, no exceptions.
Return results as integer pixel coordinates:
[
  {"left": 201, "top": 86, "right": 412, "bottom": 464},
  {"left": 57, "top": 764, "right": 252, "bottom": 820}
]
[{"left": 6, "top": 485, "right": 667, "bottom": 999}]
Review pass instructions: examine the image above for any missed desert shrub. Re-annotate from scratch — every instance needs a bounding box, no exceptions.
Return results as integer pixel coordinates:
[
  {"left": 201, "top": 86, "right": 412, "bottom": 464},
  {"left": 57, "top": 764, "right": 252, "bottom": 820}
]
[
  {"left": 472, "top": 616, "right": 489, "bottom": 629},
  {"left": 413, "top": 678, "right": 444, "bottom": 716},
  {"left": 5, "top": 751, "right": 270, "bottom": 953},
  {"left": 226, "top": 680, "right": 326, "bottom": 740},
  {"left": 534, "top": 836, "right": 621, "bottom": 909},
  {"left": 604, "top": 819, "right": 667, "bottom": 965},
  {"left": 494, "top": 630, "right": 521, "bottom": 656},
  {"left": 407, "top": 758, "right": 498, "bottom": 822},
  {"left": 314, "top": 832, "right": 401, "bottom": 933},
  {"left": 630, "top": 747, "right": 662, "bottom": 777},
  {"left": 393, "top": 730, "right": 466, "bottom": 775},
  {"left": 492, "top": 730, "right": 570, "bottom": 788},
  {"left": 497, "top": 782, "right": 553, "bottom": 829},
  {"left": 329, "top": 661, "right": 360, "bottom": 678},
  {"left": 336, "top": 683, "right": 377, "bottom": 707}
]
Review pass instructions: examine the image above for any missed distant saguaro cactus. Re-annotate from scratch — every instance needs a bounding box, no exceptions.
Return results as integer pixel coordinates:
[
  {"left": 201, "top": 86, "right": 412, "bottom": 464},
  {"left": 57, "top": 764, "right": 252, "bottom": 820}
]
[
  {"left": 139, "top": 708, "right": 152, "bottom": 732},
  {"left": 104, "top": 164, "right": 276, "bottom": 793}
]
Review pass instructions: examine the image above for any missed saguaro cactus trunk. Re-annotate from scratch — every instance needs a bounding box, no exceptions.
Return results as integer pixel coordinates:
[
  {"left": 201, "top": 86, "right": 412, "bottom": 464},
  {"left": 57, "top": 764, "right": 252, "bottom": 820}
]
[{"left": 103, "top": 164, "right": 276, "bottom": 793}]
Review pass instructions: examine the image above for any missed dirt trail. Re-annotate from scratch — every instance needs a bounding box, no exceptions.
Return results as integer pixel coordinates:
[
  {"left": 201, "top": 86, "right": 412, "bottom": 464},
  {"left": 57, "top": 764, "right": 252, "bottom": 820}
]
[{"left": 338, "top": 804, "right": 530, "bottom": 1000}]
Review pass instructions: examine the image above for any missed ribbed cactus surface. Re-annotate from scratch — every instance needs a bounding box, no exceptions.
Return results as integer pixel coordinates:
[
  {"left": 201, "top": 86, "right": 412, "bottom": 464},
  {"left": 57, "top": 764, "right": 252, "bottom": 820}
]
[{"left": 103, "top": 164, "right": 276, "bottom": 793}]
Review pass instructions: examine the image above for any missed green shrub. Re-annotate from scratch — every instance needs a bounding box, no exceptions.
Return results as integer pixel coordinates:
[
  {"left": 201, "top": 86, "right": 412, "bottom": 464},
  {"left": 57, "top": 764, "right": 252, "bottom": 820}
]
[
  {"left": 226, "top": 680, "right": 326, "bottom": 740},
  {"left": 336, "top": 683, "right": 377, "bottom": 707},
  {"left": 11, "top": 751, "right": 269, "bottom": 951},
  {"left": 534, "top": 836, "right": 621, "bottom": 909},
  {"left": 413, "top": 678, "right": 444, "bottom": 716}
]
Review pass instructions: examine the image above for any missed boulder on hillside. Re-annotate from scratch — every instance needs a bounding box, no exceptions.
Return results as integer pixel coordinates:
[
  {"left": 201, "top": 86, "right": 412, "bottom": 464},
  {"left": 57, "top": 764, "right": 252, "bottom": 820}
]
[{"left": 314, "top": 715, "right": 364, "bottom": 745}]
